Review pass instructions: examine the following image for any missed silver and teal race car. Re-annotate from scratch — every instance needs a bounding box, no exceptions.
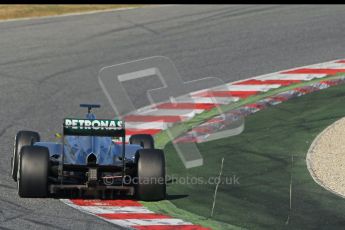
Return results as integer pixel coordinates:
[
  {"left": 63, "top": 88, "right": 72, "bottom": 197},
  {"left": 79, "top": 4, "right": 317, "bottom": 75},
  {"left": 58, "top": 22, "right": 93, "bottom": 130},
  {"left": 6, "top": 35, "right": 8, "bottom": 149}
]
[{"left": 11, "top": 104, "right": 166, "bottom": 201}]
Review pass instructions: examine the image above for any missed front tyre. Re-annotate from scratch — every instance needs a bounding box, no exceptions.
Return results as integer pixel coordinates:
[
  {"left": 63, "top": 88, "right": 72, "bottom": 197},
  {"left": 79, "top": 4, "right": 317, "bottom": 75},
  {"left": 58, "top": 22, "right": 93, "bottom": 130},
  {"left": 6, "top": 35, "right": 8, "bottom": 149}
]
[
  {"left": 18, "top": 146, "right": 49, "bottom": 198},
  {"left": 11, "top": 131, "right": 40, "bottom": 181},
  {"left": 135, "top": 149, "right": 166, "bottom": 201}
]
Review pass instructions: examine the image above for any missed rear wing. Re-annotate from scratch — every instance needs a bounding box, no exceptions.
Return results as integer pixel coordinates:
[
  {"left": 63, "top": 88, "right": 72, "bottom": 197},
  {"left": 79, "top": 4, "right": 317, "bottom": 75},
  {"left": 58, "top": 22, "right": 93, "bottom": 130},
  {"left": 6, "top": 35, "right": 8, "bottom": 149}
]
[{"left": 63, "top": 118, "right": 125, "bottom": 137}]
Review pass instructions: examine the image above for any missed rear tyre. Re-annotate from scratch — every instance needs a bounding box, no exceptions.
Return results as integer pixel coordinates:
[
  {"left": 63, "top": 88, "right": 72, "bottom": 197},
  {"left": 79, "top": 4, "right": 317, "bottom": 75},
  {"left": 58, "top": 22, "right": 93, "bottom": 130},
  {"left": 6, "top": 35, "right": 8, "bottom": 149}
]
[
  {"left": 135, "top": 149, "right": 166, "bottom": 201},
  {"left": 129, "top": 134, "right": 154, "bottom": 149},
  {"left": 11, "top": 131, "right": 40, "bottom": 181},
  {"left": 18, "top": 146, "right": 49, "bottom": 198}
]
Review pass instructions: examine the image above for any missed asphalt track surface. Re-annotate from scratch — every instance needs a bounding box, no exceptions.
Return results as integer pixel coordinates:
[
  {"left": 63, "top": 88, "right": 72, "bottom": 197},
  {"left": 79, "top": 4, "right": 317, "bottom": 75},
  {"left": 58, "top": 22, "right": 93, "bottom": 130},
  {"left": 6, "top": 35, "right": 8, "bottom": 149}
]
[{"left": 1, "top": 5, "right": 345, "bottom": 229}]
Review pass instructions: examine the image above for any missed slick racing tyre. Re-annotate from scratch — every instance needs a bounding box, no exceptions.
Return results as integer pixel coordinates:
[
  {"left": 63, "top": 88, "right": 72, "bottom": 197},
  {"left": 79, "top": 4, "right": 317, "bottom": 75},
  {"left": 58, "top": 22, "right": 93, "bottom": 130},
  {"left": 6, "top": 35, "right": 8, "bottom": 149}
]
[
  {"left": 18, "top": 146, "right": 49, "bottom": 198},
  {"left": 135, "top": 149, "right": 166, "bottom": 201},
  {"left": 129, "top": 134, "right": 154, "bottom": 149},
  {"left": 11, "top": 131, "right": 40, "bottom": 181}
]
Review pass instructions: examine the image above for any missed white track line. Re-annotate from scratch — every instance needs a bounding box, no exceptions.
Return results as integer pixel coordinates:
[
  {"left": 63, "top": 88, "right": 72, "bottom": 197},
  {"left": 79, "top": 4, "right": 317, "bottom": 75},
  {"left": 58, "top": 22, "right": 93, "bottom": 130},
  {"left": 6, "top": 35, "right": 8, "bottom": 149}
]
[
  {"left": 223, "top": 84, "right": 281, "bottom": 91},
  {"left": 176, "top": 95, "right": 240, "bottom": 104},
  {"left": 137, "top": 108, "right": 203, "bottom": 117},
  {"left": 70, "top": 205, "right": 154, "bottom": 214},
  {"left": 125, "top": 121, "right": 168, "bottom": 130},
  {"left": 306, "top": 62, "right": 345, "bottom": 69},
  {"left": 256, "top": 73, "right": 327, "bottom": 81},
  {"left": 108, "top": 218, "right": 193, "bottom": 227}
]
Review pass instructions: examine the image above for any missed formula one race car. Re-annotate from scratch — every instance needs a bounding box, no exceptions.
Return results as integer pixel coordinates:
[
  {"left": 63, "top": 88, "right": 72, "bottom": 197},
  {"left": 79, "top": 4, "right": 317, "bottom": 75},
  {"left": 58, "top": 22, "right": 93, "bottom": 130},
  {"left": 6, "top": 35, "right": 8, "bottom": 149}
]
[{"left": 11, "top": 104, "right": 166, "bottom": 201}]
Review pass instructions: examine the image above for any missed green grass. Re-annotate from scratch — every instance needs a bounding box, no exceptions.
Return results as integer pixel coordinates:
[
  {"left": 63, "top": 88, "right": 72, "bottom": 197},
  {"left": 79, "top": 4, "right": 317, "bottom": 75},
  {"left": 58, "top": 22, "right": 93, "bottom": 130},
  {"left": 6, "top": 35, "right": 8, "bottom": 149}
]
[{"left": 155, "top": 82, "right": 345, "bottom": 229}]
